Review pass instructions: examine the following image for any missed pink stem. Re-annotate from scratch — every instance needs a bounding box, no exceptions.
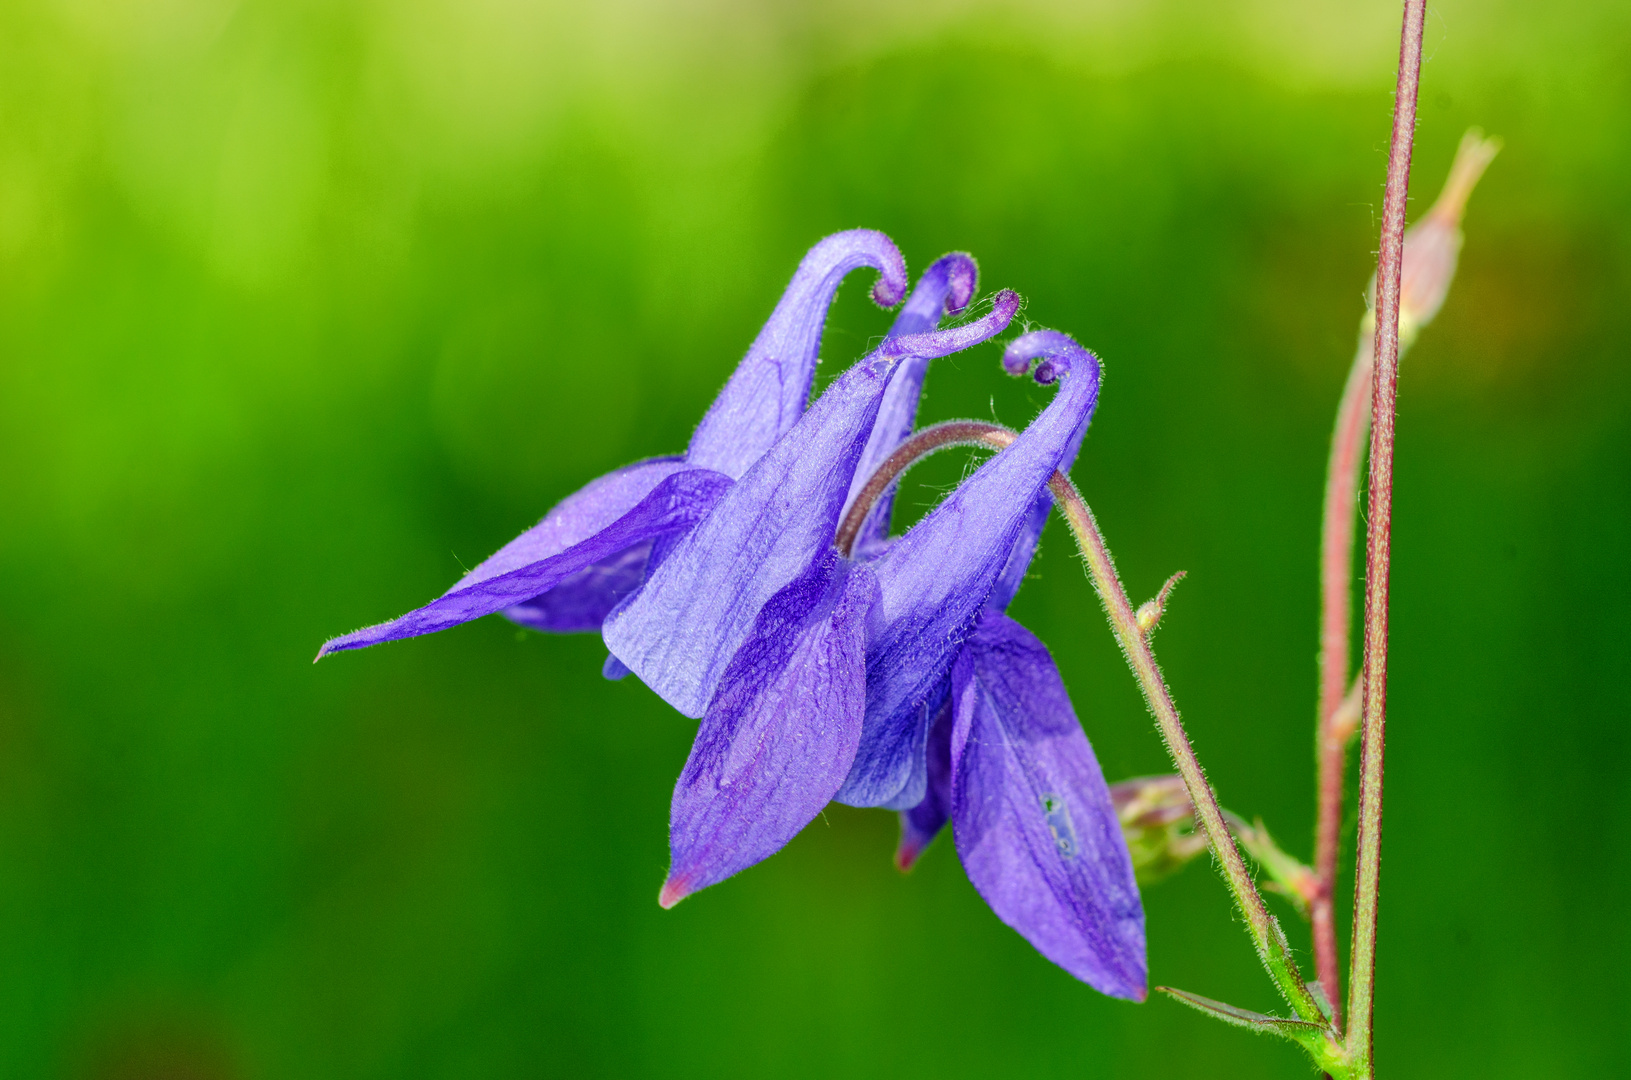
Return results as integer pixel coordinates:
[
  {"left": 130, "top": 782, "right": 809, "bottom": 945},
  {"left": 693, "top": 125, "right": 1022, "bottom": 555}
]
[
  {"left": 1347, "top": 1, "right": 1426, "bottom": 1072},
  {"left": 1313, "top": 342, "right": 1372, "bottom": 1028}
]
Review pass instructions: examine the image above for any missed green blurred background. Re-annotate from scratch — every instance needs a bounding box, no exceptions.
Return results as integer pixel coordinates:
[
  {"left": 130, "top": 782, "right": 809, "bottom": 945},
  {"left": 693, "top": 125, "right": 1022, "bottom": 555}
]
[{"left": 1, "top": 0, "right": 1627, "bottom": 1076}]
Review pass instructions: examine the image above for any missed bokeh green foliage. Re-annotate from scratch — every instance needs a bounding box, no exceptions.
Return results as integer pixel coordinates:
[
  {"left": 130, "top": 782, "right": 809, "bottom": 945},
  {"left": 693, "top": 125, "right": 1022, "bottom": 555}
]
[{"left": 0, "top": 0, "right": 1627, "bottom": 1076}]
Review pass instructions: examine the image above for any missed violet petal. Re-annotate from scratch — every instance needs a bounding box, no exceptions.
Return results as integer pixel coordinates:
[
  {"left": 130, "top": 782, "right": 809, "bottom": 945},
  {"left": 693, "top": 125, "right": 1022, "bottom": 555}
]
[
  {"left": 317, "top": 467, "right": 731, "bottom": 658},
  {"left": 660, "top": 558, "right": 878, "bottom": 907},
  {"left": 951, "top": 609, "right": 1146, "bottom": 1000},
  {"left": 504, "top": 541, "right": 654, "bottom": 633}
]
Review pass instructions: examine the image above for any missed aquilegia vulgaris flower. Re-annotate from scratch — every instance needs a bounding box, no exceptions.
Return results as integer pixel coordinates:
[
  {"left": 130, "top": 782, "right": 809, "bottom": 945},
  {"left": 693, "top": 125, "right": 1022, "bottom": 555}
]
[
  {"left": 606, "top": 314, "right": 1144, "bottom": 998},
  {"left": 319, "top": 230, "right": 1145, "bottom": 1001}
]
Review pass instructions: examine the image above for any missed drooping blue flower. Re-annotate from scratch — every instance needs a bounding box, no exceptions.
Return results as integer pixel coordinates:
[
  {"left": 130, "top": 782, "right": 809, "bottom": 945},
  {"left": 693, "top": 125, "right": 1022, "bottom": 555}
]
[
  {"left": 627, "top": 310, "right": 1143, "bottom": 998},
  {"left": 316, "top": 230, "right": 912, "bottom": 660},
  {"left": 315, "top": 225, "right": 1141, "bottom": 998}
]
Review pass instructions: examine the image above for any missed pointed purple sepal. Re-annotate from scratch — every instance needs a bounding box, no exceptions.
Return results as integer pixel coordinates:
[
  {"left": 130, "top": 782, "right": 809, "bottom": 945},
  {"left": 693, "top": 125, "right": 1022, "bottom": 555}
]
[
  {"left": 604, "top": 292, "right": 1021, "bottom": 718},
  {"left": 687, "top": 230, "right": 909, "bottom": 481},
  {"left": 317, "top": 465, "right": 731, "bottom": 658},
  {"left": 503, "top": 541, "right": 654, "bottom": 633},
  {"left": 951, "top": 609, "right": 1146, "bottom": 1000},
  {"left": 465, "top": 457, "right": 684, "bottom": 587},
  {"left": 837, "top": 337, "right": 1102, "bottom": 809},
  {"left": 660, "top": 558, "right": 878, "bottom": 907}
]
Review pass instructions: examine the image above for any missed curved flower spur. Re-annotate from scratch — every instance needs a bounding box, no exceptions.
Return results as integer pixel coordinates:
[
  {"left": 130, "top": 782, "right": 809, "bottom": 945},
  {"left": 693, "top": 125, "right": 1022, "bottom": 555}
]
[{"left": 316, "top": 230, "right": 952, "bottom": 661}]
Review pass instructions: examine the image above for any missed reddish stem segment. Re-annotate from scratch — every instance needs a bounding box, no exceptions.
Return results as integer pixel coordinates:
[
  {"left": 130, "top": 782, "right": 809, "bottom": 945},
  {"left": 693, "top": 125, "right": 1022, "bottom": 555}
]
[
  {"left": 1313, "top": 346, "right": 1372, "bottom": 1026},
  {"left": 834, "top": 421, "right": 1004, "bottom": 558},
  {"left": 1348, "top": 1, "right": 1427, "bottom": 1072},
  {"left": 1315, "top": 126, "right": 1497, "bottom": 1038}
]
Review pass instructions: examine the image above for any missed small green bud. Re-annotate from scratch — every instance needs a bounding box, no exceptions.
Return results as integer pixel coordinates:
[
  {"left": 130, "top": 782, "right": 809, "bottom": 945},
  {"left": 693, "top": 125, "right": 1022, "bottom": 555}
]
[
  {"left": 1134, "top": 570, "right": 1187, "bottom": 638},
  {"left": 1110, "top": 775, "right": 1208, "bottom": 884},
  {"left": 1134, "top": 600, "right": 1160, "bottom": 634}
]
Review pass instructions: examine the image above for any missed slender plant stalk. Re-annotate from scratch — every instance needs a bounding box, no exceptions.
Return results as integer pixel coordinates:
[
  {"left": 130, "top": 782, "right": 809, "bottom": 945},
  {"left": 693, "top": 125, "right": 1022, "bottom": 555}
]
[
  {"left": 1314, "top": 346, "right": 1371, "bottom": 1025},
  {"left": 836, "top": 421, "right": 1328, "bottom": 1029},
  {"left": 1316, "top": 123, "right": 1498, "bottom": 1040},
  {"left": 1050, "top": 471, "right": 1328, "bottom": 1026},
  {"left": 1348, "top": 1, "right": 1427, "bottom": 1072}
]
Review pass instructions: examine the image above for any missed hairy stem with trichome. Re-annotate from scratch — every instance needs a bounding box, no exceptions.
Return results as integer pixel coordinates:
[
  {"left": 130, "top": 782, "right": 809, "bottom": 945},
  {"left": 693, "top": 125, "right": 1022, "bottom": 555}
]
[{"left": 1348, "top": 0, "right": 1427, "bottom": 1072}]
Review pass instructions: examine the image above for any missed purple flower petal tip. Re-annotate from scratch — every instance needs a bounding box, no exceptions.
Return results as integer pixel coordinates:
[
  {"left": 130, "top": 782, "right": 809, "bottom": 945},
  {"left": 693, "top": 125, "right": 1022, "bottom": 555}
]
[
  {"left": 986, "top": 288, "right": 1022, "bottom": 324},
  {"left": 1002, "top": 329, "right": 1099, "bottom": 384},
  {"left": 894, "top": 842, "right": 924, "bottom": 873},
  {"left": 658, "top": 875, "right": 693, "bottom": 909},
  {"left": 941, "top": 253, "right": 979, "bottom": 316},
  {"left": 871, "top": 276, "right": 908, "bottom": 308},
  {"left": 855, "top": 231, "right": 909, "bottom": 308},
  {"left": 813, "top": 228, "right": 906, "bottom": 309}
]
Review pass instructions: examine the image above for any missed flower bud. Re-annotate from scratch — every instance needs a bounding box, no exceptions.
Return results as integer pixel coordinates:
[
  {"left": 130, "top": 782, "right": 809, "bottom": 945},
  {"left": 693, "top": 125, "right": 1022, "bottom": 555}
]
[
  {"left": 1134, "top": 570, "right": 1186, "bottom": 638},
  {"left": 1110, "top": 775, "right": 1208, "bottom": 884},
  {"left": 1363, "top": 128, "right": 1500, "bottom": 352},
  {"left": 1134, "top": 601, "right": 1160, "bottom": 634}
]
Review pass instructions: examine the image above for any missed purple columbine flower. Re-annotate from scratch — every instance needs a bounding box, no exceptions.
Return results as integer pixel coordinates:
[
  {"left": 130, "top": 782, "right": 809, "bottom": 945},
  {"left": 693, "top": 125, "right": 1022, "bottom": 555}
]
[
  {"left": 316, "top": 230, "right": 921, "bottom": 661},
  {"left": 628, "top": 316, "right": 1145, "bottom": 1000}
]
